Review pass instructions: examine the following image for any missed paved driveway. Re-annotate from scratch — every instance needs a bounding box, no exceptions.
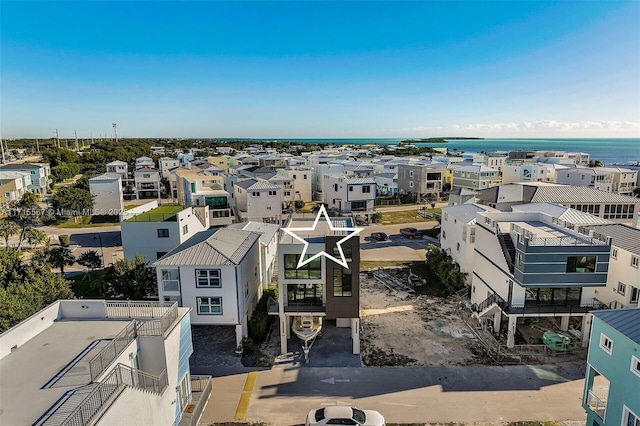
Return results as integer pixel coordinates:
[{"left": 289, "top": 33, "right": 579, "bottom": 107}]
[{"left": 189, "top": 325, "right": 249, "bottom": 376}]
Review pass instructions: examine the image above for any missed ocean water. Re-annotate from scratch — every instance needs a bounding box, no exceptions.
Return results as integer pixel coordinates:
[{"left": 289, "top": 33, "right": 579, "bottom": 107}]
[{"left": 278, "top": 138, "right": 640, "bottom": 166}]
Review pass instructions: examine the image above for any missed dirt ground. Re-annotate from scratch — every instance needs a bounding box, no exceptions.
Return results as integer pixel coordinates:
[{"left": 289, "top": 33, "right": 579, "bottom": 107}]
[{"left": 360, "top": 269, "right": 489, "bottom": 366}]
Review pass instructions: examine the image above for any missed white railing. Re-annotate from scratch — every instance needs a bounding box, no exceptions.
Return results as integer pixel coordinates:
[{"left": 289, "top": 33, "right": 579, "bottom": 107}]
[
  {"left": 587, "top": 386, "right": 608, "bottom": 419},
  {"left": 88, "top": 321, "right": 137, "bottom": 381},
  {"left": 105, "top": 301, "right": 174, "bottom": 319},
  {"left": 528, "top": 235, "right": 607, "bottom": 247}
]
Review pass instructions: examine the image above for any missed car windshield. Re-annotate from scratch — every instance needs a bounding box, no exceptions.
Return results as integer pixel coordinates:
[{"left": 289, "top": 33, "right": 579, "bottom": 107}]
[{"left": 352, "top": 408, "right": 366, "bottom": 423}]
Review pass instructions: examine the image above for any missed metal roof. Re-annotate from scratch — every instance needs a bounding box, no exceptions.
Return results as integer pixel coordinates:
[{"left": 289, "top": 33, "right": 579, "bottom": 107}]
[
  {"left": 345, "top": 177, "right": 376, "bottom": 185},
  {"left": 585, "top": 224, "right": 640, "bottom": 255},
  {"left": 89, "top": 173, "right": 122, "bottom": 181},
  {"left": 591, "top": 309, "right": 640, "bottom": 346},
  {"left": 512, "top": 203, "right": 611, "bottom": 225},
  {"left": 530, "top": 185, "right": 640, "bottom": 204},
  {"left": 227, "top": 222, "right": 280, "bottom": 247},
  {"left": 154, "top": 228, "right": 260, "bottom": 266}
]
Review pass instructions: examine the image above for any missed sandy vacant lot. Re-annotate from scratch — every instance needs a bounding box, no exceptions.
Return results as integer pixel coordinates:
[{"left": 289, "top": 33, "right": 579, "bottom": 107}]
[{"left": 360, "top": 270, "right": 488, "bottom": 366}]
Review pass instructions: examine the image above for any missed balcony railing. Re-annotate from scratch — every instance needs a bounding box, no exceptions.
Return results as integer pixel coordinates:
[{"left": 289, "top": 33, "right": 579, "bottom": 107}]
[
  {"left": 162, "top": 279, "right": 180, "bottom": 292},
  {"left": 105, "top": 301, "right": 180, "bottom": 336},
  {"left": 587, "top": 386, "right": 608, "bottom": 419},
  {"left": 179, "top": 375, "right": 213, "bottom": 426},
  {"left": 62, "top": 364, "right": 168, "bottom": 426},
  {"left": 527, "top": 235, "right": 608, "bottom": 247}
]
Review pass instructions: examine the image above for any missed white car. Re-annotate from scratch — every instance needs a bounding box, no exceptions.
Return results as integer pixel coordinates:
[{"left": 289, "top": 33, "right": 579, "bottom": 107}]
[{"left": 305, "top": 406, "right": 386, "bottom": 426}]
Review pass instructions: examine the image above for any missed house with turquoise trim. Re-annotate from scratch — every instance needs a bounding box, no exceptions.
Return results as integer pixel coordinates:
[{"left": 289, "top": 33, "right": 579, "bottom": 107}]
[{"left": 583, "top": 308, "right": 640, "bottom": 426}]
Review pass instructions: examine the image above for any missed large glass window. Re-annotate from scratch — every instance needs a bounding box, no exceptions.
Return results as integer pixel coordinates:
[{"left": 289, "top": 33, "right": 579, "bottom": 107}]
[
  {"left": 333, "top": 263, "right": 352, "bottom": 297},
  {"left": 205, "top": 196, "right": 227, "bottom": 209},
  {"left": 196, "top": 269, "right": 221, "bottom": 287},
  {"left": 566, "top": 256, "right": 596, "bottom": 273},
  {"left": 197, "top": 297, "right": 222, "bottom": 315},
  {"left": 283, "top": 254, "right": 322, "bottom": 279},
  {"left": 287, "top": 283, "right": 323, "bottom": 304},
  {"left": 525, "top": 287, "right": 582, "bottom": 305}
]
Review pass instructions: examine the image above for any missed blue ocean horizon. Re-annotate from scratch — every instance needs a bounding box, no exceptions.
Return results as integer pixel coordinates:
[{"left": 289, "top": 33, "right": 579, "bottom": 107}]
[{"left": 255, "top": 137, "right": 640, "bottom": 166}]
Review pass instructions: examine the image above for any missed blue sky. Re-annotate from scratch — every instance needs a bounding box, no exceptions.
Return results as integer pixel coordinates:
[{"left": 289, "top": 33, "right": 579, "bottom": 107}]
[{"left": 1, "top": 1, "right": 639, "bottom": 139}]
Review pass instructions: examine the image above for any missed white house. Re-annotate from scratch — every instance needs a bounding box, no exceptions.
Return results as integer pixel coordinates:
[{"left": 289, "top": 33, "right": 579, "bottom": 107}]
[
  {"left": 159, "top": 157, "right": 180, "bottom": 179},
  {"left": 440, "top": 203, "right": 495, "bottom": 283},
  {"left": 89, "top": 172, "right": 124, "bottom": 215},
  {"left": 0, "top": 299, "right": 200, "bottom": 426},
  {"left": 452, "top": 164, "right": 500, "bottom": 190},
  {"left": 233, "top": 179, "right": 283, "bottom": 224},
  {"left": 594, "top": 167, "right": 638, "bottom": 195},
  {"left": 121, "top": 202, "right": 209, "bottom": 262},
  {"left": 0, "top": 171, "right": 31, "bottom": 207},
  {"left": 0, "top": 162, "right": 51, "bottom": 193},
  {"left": 106, "top": 160, "right": 128, "bottom": 177},
  {"left": 228, "top": 221, "right": 280, "bottom": 289},
  {"left": 312, "top": 164, "right": 345, "bottom": 201},
  {"left": 176, "top": 169, "right": 234, "bottom": 227},
  {"left": 134, "top": 167, "right": 162, "bottom": 199},
  {"left": 584, "top": 224, "right": 640, "bottom": 309},
  {"left": 556, "top": 168, "right": 615, "bottom": 192},
  {"left": 135, "top": 156, "right": 155, "bottom": 170},
  {"left": 501, "top": 163, "right": 542, "bottom": 184},
  {"left": 276, "top": 167, "right": 313, "bottom": 202},
  {"left": 154, "top": 228, "right": 262, "bottom": 346},
  {"left": 322, "top": 176, "right": 376, "bottom": 215}
]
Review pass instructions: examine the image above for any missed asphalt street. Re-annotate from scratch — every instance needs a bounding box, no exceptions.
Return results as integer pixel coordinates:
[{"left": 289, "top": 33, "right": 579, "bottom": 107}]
[{"left": 202, "top": 362, "right": 591, "bottom": 425}]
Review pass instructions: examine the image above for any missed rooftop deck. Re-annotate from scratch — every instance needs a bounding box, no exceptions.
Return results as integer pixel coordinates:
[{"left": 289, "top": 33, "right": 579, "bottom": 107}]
[{"left": 124, "top": 205, "right": 185, "bottom": 222}]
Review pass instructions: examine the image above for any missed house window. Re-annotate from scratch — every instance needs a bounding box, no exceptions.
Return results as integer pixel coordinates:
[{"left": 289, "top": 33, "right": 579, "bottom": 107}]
[
  {"left": 631, "top": 356, "right": 640, "bottom": 378},
  {"left": 303, "top": 174, "right": 308, "bottom": 179},
  {"left": 409, "top": 171, "right": 413, "bottom": 177},
  {"left": 611, "top": 248, "right": 618, "bottom": 259},
  {"left": 143, "top": 174, "right": 150, "bottom": 178},
  {"left": 268, "top": 190, "right": 277, "bottom": 196},
  {"left": 409, "top": 181, "right": 413, "bottom": 188},
  {"left": 334, "top": 184, "right": 338, "bottom": 191},
  {"left": 456, "top": 242, "right": 460, "bottom": 251},
  {"left": 632, "top": 256, "right": 639, "bottom": 268},
  {"left": 252, "top": 191, "right": 261, "bottom": 197},
  {"left": 196, "top": 269, "right": 221, "bottom": 287},
  {"left": 517, "top": 253, "right": 523, "bottom": 266},
  {"left": 156, "top": 251, "right": 167, "bottom": 260},
  {"left": 631, "top": 287, "right": 640, "bottom": 303},
  {"left": 182, "top": 224, "right": 188, "bottom": 235},
  {"left": 599, "top": 333, "right": 613, "bottom": 355},
  {"left": 566, "top": 256, "right": 596, "bottom": 273},
  {"left": 362, "top": 186, "right": 371, "bottom": 193},
  {"left": 283, "top": 254, "right": 322, "bottom": 279},
  {"left": 333, "top": 263, "right": 352, "bottom": 297},
  {"left": 349, "top": 186, "right": 353, "bottom": 192},
  {"left": 157, "top": 229, "right": 170, "bottom": 238},
  {"left": 618, "top": 282, "right": 627, "bottom": 295},
  {"left": 285, "top": 191, "right": 291, "bottom": 196},
  {"left": 197, "top": 297, "right": 222, "bottom": 315},
  {"left": 286, "top": 283, "right": 322, "bottom": 304},
  {"left": 623, "top": 407, "right": 640, "bottom": 426}
]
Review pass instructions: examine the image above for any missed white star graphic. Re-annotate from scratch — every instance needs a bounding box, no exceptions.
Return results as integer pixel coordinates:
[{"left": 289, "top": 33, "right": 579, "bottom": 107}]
[{"left": 282, "top": 205, "right": 363, "bottom": 269}]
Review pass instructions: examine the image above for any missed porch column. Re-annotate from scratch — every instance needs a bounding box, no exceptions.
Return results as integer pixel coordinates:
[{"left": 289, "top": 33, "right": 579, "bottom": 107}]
[
  {"left": 280, "top": 315, "right": 288, "bottom": 354},
  {"left": 560, "top": 316, "right": 570, "bottom": 331},
  {"left": 351, "top": 318, "right": 360, "bottom": 355},
  {"left": 493, "top": 312, "right": 501, "bottom": 334},
  {"left": 507, "top": 316, "right": 516, "bottom": 348},
  {"left": 582, "top": 314, "right": 592, "bottom": 348}
]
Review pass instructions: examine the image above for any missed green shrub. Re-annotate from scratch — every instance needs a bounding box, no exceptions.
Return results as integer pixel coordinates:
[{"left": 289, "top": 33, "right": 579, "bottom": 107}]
[
  {"left": 58, "top": 234, "right": 70, "bottom": 247},
  {"left": 248, "top": 289, "right": 277, "bottom": 343},
  {"left": 294, "top": 200, "right": 305, "bottom": 210}
]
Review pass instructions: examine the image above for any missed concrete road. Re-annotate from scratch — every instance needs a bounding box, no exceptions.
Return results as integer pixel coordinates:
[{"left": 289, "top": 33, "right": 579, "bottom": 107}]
[
  {"left": 359, "top": 221, "right": 439, "bottom": 262},
  {"left": 202, "top": 362, "right": 590, "bottom": 425}
]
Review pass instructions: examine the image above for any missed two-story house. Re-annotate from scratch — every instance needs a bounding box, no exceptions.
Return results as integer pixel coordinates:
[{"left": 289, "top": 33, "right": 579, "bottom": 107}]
[
  {"left": 582, "top": 308, "right": 640, "bottom": 426},
  {"left": 154, "top": 228, "right": 262, "bottom": 347},
  {"left": 501, "top": 163, "right": 542, "bottom": 184},
  {"left": 228, "top": 221, "right": 280, "bottom": 289},
  {"left": 159, "top": 157, "right": 180, "bottom": 179},
  {"left": 557, "top": 168, "right": 615, "bottom": 192},
  {"left": 0, "top": 162, "right": 51, "bottom": 193},
  {"left": 397, "top": 163, "right": 444, "bottom": 201},
  {"left": 135, "top": 156, "right": 155, "bottom": 169},
  {"left": 176, "top": 169, "right": 234, "bottom": 227},
  {"left": 0, "top": 299, "right": 199, "bottom": 425},
  {"left": 452, "top": 164, "right": 500, "bottom": 191},
  {"left": 134, "top": 167, "right": 162, "bottom": 199},
  {"left": 0, "top": 171, "right": 31, "bottom": 207},
  {"left": 233, "top": 179, "right": 282, "bottom": 224},
  {"left": 121, "top": 203, "right": 209, "bottom": 262},
  {"left": 470, "top": 209, "right": 611, "bottom": 348},
  {"left": 322, "top": 176, "right": 376, "bottom": 215},
  {"left": 594, "top": 167, "right": 638, "bottom": 196},
  {"left": 275, "top": 167, "right": 313, "bottom": 203}
]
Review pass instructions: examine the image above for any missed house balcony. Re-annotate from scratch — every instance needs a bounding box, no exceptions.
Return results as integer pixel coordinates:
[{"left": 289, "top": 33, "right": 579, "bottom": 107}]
[
  {"left": 162, "top": 279, "right": 180, "bottom": 292},
  {"left": 587, "top": 386, "right": 608, "bottom": 420}
]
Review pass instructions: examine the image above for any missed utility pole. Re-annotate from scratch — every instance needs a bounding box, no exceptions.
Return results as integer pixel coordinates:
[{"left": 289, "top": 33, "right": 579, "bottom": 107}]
[
  {"left": 55, "top": 128, "right": 60, "bottom": 148},
  {"left": 36, "top": 138, "right": 40, "bottom": 154},
  {"left": 112, "top": 123, "right": 118, "bottom": 143},
  {"left": 74, "top": 130, "right": 79, "bottom": 151},
  {"left": 0, "top": 135, "right": 6, "bottom": 164}
]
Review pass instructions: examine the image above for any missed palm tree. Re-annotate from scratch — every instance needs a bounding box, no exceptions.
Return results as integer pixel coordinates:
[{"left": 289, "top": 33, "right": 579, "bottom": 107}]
[
  {"left": 49, "top": 247, "right": 76, "bottom": 275},
  {"left": 24, "top": 227, "right": 50, "bottom": 249},
  {"left": 0, "top": 219, "right": 20, "bottom": 250}
]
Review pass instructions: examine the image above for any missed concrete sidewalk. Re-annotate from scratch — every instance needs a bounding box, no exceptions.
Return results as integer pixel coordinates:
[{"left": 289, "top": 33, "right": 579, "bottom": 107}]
[{"left": 202, "top": 362, "right": 591, "bottom": 425}]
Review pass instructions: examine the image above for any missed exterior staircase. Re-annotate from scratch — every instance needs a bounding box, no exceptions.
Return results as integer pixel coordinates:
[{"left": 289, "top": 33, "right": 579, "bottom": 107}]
[
  {"left": 497, "top": 233, "right": 516, "bottom": 273},
  {"left": 471, "top": 292, "right": 507, "bottom": 318}
]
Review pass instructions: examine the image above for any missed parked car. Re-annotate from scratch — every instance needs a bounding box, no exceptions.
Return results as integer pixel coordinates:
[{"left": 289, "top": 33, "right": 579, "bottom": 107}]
[
  {"left": 282, "top": 208, "right": 293, "bottom": 215},
  {"left": 306, "top": 406, "right": 386, "bottom": 426},
  {"left": 400, "top": 227, "right": 421, "bottom": 239},
  {"left": 370, "top": 232, "right": 388, "bottom": 241},
  {"left": 542, "top": 331, "right": 576, "bottom": 355}
]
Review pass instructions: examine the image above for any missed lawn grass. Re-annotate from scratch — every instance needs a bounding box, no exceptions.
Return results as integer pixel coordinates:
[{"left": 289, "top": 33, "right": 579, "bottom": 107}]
[
  {"left": 380, "top": 208, "right": 440, "bottom": 225},
  {"left": 70, "top": 267, "right": 113, "bottom": 298},
  {"left": 124, "top": 205, "right": 184, "bottom": 222},
  {"left": 55, "top": 215, "right": 120, "bottom": 228}
]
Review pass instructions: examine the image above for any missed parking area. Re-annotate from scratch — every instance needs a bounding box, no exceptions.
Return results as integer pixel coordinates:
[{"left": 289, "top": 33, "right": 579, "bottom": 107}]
[
  {"left": 277, "top": 319, "right": 361, "bottom": 368},
  {"left": 189, "top": 325, "right": 247, "bottom": 376},
  {"left": 358, "top": 222, "right": 440, "bottom": 262}
]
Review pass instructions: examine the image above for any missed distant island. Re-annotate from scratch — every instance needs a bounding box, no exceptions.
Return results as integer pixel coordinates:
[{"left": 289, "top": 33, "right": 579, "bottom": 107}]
[{"left": 400, "top": 137, "right": 484, "bottom": 144}]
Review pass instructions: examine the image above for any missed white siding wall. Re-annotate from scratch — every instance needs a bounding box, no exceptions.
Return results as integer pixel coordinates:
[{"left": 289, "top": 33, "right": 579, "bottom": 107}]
[
  {"left": 90, "top": 178, "right": 124, "bottom": 214},
  {"left": 593, "top": 247, "right": 640, "bottom": 308}
]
